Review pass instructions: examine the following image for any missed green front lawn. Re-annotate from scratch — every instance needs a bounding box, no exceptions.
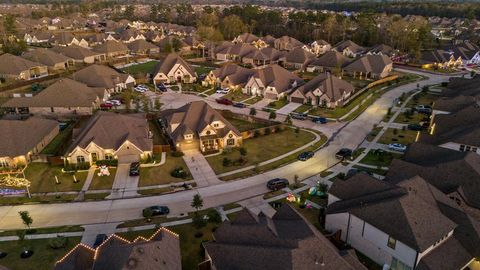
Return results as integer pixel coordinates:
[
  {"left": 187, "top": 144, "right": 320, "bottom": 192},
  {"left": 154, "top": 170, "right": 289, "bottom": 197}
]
[
  {"left": 23, "top": 163, "right": 88, "bottom": 193},
  {"left": 182, "top": 83, "right": 211, "bottom": 93},
  {"left": 0, "top": 226, "right": 84, "bottom": 237},
  {"left": 221, "top": 115, "right": 271, "bottom": 132},
  {"left": 194, "top": 65, "right": 214, "bottom": 76},
  {"left": 394, "top": 110, "right": 430, "bottom": 125},
  {"left": 360, "top": 149, "right": 403, "bottom": 167},
  {"left": 0, "top": 237, "right": 81, "bottom": 270},
  {"left": 267, "top": 98, "right": 289, "bottom": 110},
  {"left": 294, "top": 104, "right": 312, "bottom": 113},
  {"left": 122, "top": 61, "right": 158, "bottom": 75},
  {"left": 407, "top": 92, "right": 439, "bottom": 108},
  {"left": 378, "top": 128, "right": 418, "bottom": 145},
  {"left": 243, "top": 96, "right": 263, "bottom": 105},
  {"left": 88, "top": 168, "right": 116, "bottom": 190},
  {"left": 139, "top": 154, "right": 192, "bottom": 187},
  {"left": 223, "top": 90, "right": 251, "bottom": 102},
  {"left": 207, "top": 128, "right": 316, "bottom": 175}
]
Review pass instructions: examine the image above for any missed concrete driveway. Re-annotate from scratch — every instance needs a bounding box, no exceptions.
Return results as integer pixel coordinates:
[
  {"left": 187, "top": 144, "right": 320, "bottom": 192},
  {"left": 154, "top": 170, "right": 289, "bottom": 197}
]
[
  {"left": 183, "top": 150, "right": 222, "bottom": 187},
  {"left": 106, "top": 164, "right": 140, "bottom": 199},
  {"left": 276, "top": 102, "right": 303, "bottom": 115}
]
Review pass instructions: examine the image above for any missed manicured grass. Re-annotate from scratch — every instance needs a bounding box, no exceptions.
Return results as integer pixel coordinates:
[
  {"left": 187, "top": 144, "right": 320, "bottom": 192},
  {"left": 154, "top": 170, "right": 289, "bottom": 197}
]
[
  {"left": 294, "top": 104, "right": 312, "bottom": 113},
  {"left": 148, "top": 120, "right": 168, "bottom": 144},
  {"left": 298, "top": 71, "right": 318, "bottom": 81},
  {"left": 139, "top": 154, "right": 192, "bottom": 187},
  {"left": 0, "top": 194, "right": 78, "bottom": 205},
  {"left": 41, "top": 124, "right": 73, "bottom": 155},
  {"left": 243, "top": 96, "right": 263, "bottom": 105},
  {"left": 221, "top": 115, "right": 270, "bottom": 132},
  {"left": 194, "top": 65, "right": 214, "bottom": 76},
  {"left": 353, "top": 165, "right": 388, "bottom": 176},
  {"left": 84, "top": 192, "right": 109, "bottom": 201},
  {"left": 378, "top": 128, "right": 418, "bottom": 145},
  {"left": 263, "top": 190, "right": 286, "bottom": 200},
  {"left": 360, "top": 150, "right": 403, "bottom": 167},
  {"left": 285, "top": 201, "right": 324, "bottom": 232},
  {"left": 0, "top": 226, "right": 84, "bottom": 237},
  {"left": 0, "top": 237, "right": 81, "bottom": 270},
  {"left": 267, "top": 98, "right": 289, "bottom": 110},
  {"left": 137, "top": 187, "right": 174, "bottom": 196},
  {"left": 394, "top": 110, "right": 429, "bottom": 124},
  {"left": 366, "top": 127, "right": 382, "bottom": 142},
  {"left": 207, "top": 128, "right": 316, "bottom": 175},
  {"left": 88, "top": 168, "right": 116, "bottom": 190},
  {"left": 407, "top": 92, "right": 439, "bottom": 108},
  {"left": 223, "top": 90, "right": 251, "bottom": 102},
  {"left": 24, "top": 164, "right": 88, "bottom": 193},
  {"left": 182, "top": 83, "right": 211, "bottom": 93},
  {"left": 222, "top": 203, "right": 241, "bottom": 211},
  {"left": 122, "top": 61, "right": 158, "bottom": 74}
]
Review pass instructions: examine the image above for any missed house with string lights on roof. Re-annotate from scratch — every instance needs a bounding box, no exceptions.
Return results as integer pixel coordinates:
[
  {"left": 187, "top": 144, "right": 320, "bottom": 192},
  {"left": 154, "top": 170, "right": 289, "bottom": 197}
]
[{"left": 54, "top": 228, "right": 181, "bottom": 270}]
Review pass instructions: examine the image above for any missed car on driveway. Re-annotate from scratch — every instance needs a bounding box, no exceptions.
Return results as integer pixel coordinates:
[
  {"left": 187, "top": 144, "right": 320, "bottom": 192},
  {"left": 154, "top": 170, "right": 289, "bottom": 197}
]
[
  {"left": 106, "top": 99, "right": 121, "bottom": 106},
  {"left": 290, "top": 112, "right": 307, "bottom": 120},
  {"left": 233, "top": 102, "right": 247, "bottom": 108},
  {"left": 156, "top": 83, "right": 167, "bottom": 92},
  {"left": 267, "top": 178, "right": 289, "bottom": 190},
  {"left": 142, "top": 206, "right": 170, "bottom": 217},
  {"left": 215, "top": 88, "right": 229, "bottom": 94},
  {"left": 129, "top": 162, "right": 140, "bottom": 176},
  {"left": 311, "top": 116, "right": 327, "bottom": 124},
  {"left": 298, "top": 151, "right": 314, "bottom": 161},
  {"left": 100, "top": 103, "right": 113, "bottom": 109},
  {"left": 216, "top": 98, "right": 233, "bottom": 105},
  {"left": 388, "top": 143, "right": 407, "bottom": 152},
  {"left": 414, "top": 105, "right": 432, "bottom": 115},
  {"left": 335, "top": 148, "right": 352, "bottom": 160},
  {"left": 407, "top": 123, "right": 425, "bottom": 131},
  {"left": 93, "top": 234, "right": 107, "bottom": 248}
]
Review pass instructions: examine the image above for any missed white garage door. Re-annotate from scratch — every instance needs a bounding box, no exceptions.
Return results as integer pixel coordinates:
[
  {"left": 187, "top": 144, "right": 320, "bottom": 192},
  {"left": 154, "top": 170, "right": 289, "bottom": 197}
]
[{"left": 118, "top": 154, "right": 140, "bottom": 164}]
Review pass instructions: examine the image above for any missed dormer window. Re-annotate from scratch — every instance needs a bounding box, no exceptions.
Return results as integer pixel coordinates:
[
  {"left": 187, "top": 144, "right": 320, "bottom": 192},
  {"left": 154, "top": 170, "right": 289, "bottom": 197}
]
[
  {"left": 184, "top": 134, "right": 193, "bottom": 140},
  {"left": 213, "top": 123, "right": 219, "bottom": 128},
  {"left": 387, "top": 236, "right": 396, "bottom": 249}
]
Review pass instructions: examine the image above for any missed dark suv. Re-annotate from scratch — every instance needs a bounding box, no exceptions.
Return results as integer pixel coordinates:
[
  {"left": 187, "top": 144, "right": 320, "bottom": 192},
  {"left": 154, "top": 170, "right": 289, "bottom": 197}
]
[
  {"left": 335, "top": 148, "right": 353, "bottom": 160},
  {"left": 129, "top": 162, "right": 140, "bottom": 176},
  {"left": 267, "top": 178, "right": 289, "bottom": 190}
]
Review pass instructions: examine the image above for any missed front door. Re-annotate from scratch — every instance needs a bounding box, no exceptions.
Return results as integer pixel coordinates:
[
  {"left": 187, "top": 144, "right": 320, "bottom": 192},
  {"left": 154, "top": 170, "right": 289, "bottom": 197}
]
[{"left": 91, "top": 153, "right": 98, "bottom": 162}]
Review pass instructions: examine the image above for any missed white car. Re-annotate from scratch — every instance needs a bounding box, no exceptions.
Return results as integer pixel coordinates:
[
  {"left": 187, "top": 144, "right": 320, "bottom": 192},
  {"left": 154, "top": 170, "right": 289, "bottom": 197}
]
[
  {"left": 134, "top": 87, "right": 147, "bottom": 93},
  {"left": 388, "top": 143, "right": 407, "bottom": 152},
  {"left": 216, "top": 88, "right": 229, "bottom": 94},
  {"left": 107, "top": 99, "right": 121, "bottom": 106}
]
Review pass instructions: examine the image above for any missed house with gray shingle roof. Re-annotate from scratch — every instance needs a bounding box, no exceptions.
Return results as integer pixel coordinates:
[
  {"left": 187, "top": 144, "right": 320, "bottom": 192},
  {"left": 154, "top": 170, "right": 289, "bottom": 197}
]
[
  {"left": 306, "top": 51, "right": 351, "bottom": 73},
  {"left": 65, "top": 111, "right": 152, "bottom": 165},
  {"left": 72, "top": 64, "right": 135, "bottom": 93},
  {"left": 0, "top": 53, "right": 48, "bottom": 81},
  {"left": 289, "top": 73, "right": 354, "bottom": 108},
  {"left": 0, "top": 118, "right": 59, "bottom": 168},
  {"left": 127, "top": 39, "right": 159, "bottom": 55},
  {"left": 284, "top": 47, "right": 316, "bottom": 70},
  {"left": 333, "top": 40, "right": 366, "bottom": 58},
  {"left": 342, "top": 54, "right": 393, "bottom": 79},
  {"left": 274, "top": 35, "right": 304, "bottom": 51},
  {"left": 152, "top": 53, "right": 196, "bottom": 84},
  {"left": 204, "top": 63, "right": 255, "bottom": 89},
  {"left": 162, "top": 101, "right": 242, "bottom": 153},
  {"left": 51, "top": 45, "right": 106, "bottom": 64},
  {"left": 22, "top": 48, "right": 74, "bottom": 71},
  {"left": 92, "top": 40, "right": 129, "bottom": 59}
]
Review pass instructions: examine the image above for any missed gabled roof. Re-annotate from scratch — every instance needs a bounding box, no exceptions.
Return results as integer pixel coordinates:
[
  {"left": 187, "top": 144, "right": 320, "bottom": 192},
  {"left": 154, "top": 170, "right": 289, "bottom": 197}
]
[
  {"left": 2, "top": 78, "right": 103, "bottom": 108},
  {"left": 51, "top": 45, "right": 102, "bottom": 60},
  {"left": 0, "top": 118, "right": 58, "bottom": 157},
  {"left": 54, "top": 244, "right": 95, "bottom": 270},
  {"left": 275, "top": 35, "right": 304, "bottom": 49},
  {"left": 0, "top": 53, "right": 46, "bottom": 75},
  {"left": 433, "top": 95, "right": 478, "bottom": 113},
  {"left": 93, "top": 40, "right": 128, "bottom": 54},
  {"left": 22, "top": 48, "right": 72, "bottom": 66},
  {"left": 334, "top": 40, "right": 365, "bottom": 54},
  {"left": 215, "top": 42, "right": 257, "bottom": 57},
  {"left": 153, "top": 53, "right": 195, "bottom": 77},
  {"left": 327, "top": 174, "right": 457, "bottom": 252},
  {"left": 236, "top": 33, "right": 259, "bottom": 43},
  {"left": 251, "top": 64, "right": 304, "bottom": 94},
  {"left": 343, "top": 54, "right": 392, "bottom": 75},
  {"left": 72, "top": 64, "right": 131, "bottom": 89},
  {"left": 308, "top": 51, "right": 350, "bottom": 69},
  {"left": 368, "top": 44, "right": 395, "bottom": 56},
  {"left": 294, "top": 73, "right": 354, "bottom": 102},
  {"left": 126, "top": 39, "right": 158, "bottom": 52},
  {"left": 211, "top": 64, "right": 255, "bottom": 86},
  {"left": 67, "top": 111, "right": 152, "bottom": 153},
  {"left": 285, "top": 47, "right": 315, "bottom": 65}
]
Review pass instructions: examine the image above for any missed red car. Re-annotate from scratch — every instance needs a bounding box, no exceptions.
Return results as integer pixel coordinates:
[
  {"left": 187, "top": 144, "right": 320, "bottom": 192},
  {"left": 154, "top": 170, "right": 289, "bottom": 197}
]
[
  {"left": 216, "top": 98, "right": 233, "bottom": 105},
  {"left": 100, "top": 103, "right": 113, "bottom": 109}
]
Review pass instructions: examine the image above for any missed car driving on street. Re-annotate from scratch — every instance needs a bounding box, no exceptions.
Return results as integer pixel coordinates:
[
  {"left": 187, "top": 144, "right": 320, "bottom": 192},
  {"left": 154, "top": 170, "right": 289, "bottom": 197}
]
[
  {"left": 298, "top": 151, "right": 314, "bottom": 161},
  {"left": 266, "top": 178, "right": 289, "bottom": 190},
  {"left": 142, "top": 206, "right": 170, "bottom": 217}
]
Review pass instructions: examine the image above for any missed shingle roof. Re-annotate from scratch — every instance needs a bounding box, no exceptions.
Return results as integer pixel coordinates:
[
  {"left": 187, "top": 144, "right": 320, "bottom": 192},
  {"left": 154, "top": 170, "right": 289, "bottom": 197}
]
[
  {"left": 0, "top": 53, "right": 46, "bottom": 75},
  {"left": 93, "top": 40, "right": 128, "bottom": 54},
  {"left": 67, "top": 111, "right": 152, "bottom": 153},
  {"left": 236, "top": 33, "right": 259, "bottom": 43},
  {"left": 51, "top": 45, "right": 102, "bottom": 60},
  {"left": 22, "top": 48, "right": 72, "bottom": 66},
  {"left": 72, "top": 64, "right": 130, "bottom": 89},
  {"left": 294, "top": 73, "right": 354, "bottom": 102},
  {"left": 153, "top": 53, "right": 195, "bottom": 77},
  {"left": 211, "top": 64, "right": 255, "bottom": 86},
  {"left": 434, "top": 95, "right": 477, "bottom": 113},
  {"left": 343, "top": 54, "right": 392, "bottom": 75},
  {"left": 308, "top": 51, "right": 350, "bottom": 69},
  {"left": 334, "top": 40, "right": 365, "bottom": 54},
  {"left": 2, "top": 78, "right": 103, "bottom": 108},
  {"left": 126, "top": 39, "right": 158, "bottom": 52},
  {"left": 251, "top": 64, "right": 304, "bottom": 94},
  {"left": 0, "top": 117, "right": 58, "bottom": 157},
  {"left": 285, "top": 47, "right": 316, "bottom": 65},
  {"left": 54, "top": 244, "right": 95, "bottom": 270}
]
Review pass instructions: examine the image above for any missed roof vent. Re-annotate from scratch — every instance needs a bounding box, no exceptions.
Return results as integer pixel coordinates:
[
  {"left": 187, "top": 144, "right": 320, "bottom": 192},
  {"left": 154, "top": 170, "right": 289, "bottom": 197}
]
[{"left": 137, "top": 247, "right": 144, "bottom": 254}]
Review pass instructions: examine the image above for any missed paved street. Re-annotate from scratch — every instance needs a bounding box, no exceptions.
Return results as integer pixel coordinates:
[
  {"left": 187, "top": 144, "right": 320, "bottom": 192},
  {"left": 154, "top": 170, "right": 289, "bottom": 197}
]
[{"left": 0, "top": 69, "right": 455, "bottom": 230}]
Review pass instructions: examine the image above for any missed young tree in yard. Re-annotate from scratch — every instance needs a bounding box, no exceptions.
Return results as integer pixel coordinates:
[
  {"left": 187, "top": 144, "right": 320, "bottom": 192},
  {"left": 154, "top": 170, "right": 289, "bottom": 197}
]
[
  {"left": 269, "top": 111, "right": 276, "bottom": 120},
  {"left": 142, "top": 98, "right": 150, "bottom": 113},
  {"left": 191, "top": 194, "right": 204, "bottom": 212},
  {"left": 249, "top": 107, "right": 257, "bottom": 116},
  {"left": 284, "top": 115, "right": 292, "bottom": 125},
  {"left": 18, "top": 211, "right": 33, "bottom": 230},
  {"left": 154, "top": 98, "right": 161, "bottom": 111}
]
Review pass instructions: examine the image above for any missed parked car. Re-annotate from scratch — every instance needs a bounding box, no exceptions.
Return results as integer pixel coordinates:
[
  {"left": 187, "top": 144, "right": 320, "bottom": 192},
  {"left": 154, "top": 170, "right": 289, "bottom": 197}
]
[
  {"left": 129, "top": 162, "right": 140, "bottom": 176},
  {"left": 216, "top": 88, "right": 229, "bottom": 94},
  {"left": 100, "top": 103, "right": 113, "bottom": 109},
  {"left": 388, "top": 143, "right": 407, "bottom": 152},
  {"left": 93, "top": 234, "right": 107, "bottom": 248},
  {"left": 106, "top": 99, "right": 121, "bottom": 106},
  {"left": 290, "top": 112, "right": 307, "bottom": 120},
  {"left": 407, "top": 123, "right": 425, "bottom": 131},
  {"left": 267, "top": 178, "right": 289, "bottom": 191},
  {"left": 335, "top": 148, "right": 352, "bottom": 160},
  {"left": 142, "top": 206, "right": 170, "bottom": 217},
  {"left": 417, "top": 108, "right": 432, "bottom": 115},
  {"left": 233, "top": 102, "right": 247, "bottom": 108},
  {"left": 134, "top": 87, "right": 147, "bottom": 93},
  {"left": 156, "top": 83, "right": 167, "bottom": 92},
  {"left": 415, "top": 105, "right": 432, "bottom": 110},
  {"left": 311, "top": 116, "right": 327, "bottom": 124},
  {"left": 298, "top": 151, "right": 314, "bottom": 161},
  {"left": 216, "top": 98, "right": 233, "bottom": 105},
  {"left": 198, "top": 74, "right": 207, "bottom": 81}
]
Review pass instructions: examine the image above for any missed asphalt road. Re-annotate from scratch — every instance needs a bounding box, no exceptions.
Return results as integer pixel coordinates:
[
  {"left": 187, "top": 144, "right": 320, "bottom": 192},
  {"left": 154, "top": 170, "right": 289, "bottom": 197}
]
[{"left": 0, "top": 69, "right": 454, "bottom": 230}]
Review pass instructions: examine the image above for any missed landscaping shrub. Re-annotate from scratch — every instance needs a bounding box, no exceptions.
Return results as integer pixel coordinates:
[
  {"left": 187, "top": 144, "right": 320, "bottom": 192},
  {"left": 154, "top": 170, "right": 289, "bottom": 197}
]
[
  {"left": 253, "top": 130, "right": 261, "bottom": 138},
  {"left": 239, "top": 147, "right": 247, "bottom": 156},
  {"left": 48, "top": 236, "right": 68, "bottom": 249},
  {"left": 234, "top": 156, "right": 248, "bottom": 166},
  {"left": 171, "top": 166, "right": 189, "bottom": 178},
  {"left": 207, "top": 209, "right": 222, "bottom": 224},
  {"left": 264, "top": 127, "right": 271, "bottom": 135},
  {"left": 95, "top": 159, "right": 118, "bottom": 167},
  {"left": 222, "top": 157, "right": 232, "bottom": 167},
  {"left": 192, "top": 214, "right": 207, "bottom": 229},
  {"left": 171, "top": 151, "right": 184, "bottom": 157}
]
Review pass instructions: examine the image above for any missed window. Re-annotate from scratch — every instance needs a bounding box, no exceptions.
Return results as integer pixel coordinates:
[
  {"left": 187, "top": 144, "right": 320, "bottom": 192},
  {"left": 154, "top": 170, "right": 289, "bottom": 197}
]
[
  {"left": 387, "top": 236, "right": 396, "bottom": 249},
  {"left": 459, "top": 145, "right": 466, "bottom": 151},
  {"left": 466, "top": 145, "right": 471, "bottom": 151},
  {"left": 0, "top": 159, "right": 9, "bottom": 167},
  {"left": 105, "top": 153, "right": 113, "bottom": 160},
  {"left": 390, "top": 258, "right": 412, "bottom": 270},
  {"left": 50, "top": 107, "right": 54, "bottom": 113},
  {"left": 184, "top": 134, "right": 193, "bottom": 140},
  {"left": 76, "top": 155, "right": 85, "bottom": 163},
  {"left": 472, "top": 147, "right": 478, "bottom": 152},
  {"left": 227, "top": 138, "right": 235, "bottom": 146},
  {"left": 213, "top": 123, "right": 219, "bottom": 128}
]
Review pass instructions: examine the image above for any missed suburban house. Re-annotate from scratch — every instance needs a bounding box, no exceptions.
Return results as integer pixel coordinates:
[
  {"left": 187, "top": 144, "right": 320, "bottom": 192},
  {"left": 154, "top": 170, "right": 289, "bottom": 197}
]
[
  {"left": 242, "top": 47, "right": 285, "bottom": 67},
  {"left": 51, "top": 45, "right": 106, "bottom": 64},
  {"left": 64, "top": 111, "right": 153, "bottom": 165},
  {"left": 162, "top": 101, "right": 242, "bottom": 153},
  {"left": 243, "top": 64, "right": 304, "bottom": 99},
  {"left": 23, "top": 31, "right": 52, "bottom": 45},
  {"left": 289, "top": 73, "right": 355, "bottom": 108},
  {"left": 201, "top": 204, "right": 367, "bottom": 270},
  {"left": 183, "top": 35, "right": 206, "bottom": 55},
  {"left": 306, "top": 51, "right": 351, "bottom": 73},
  {"left": 310, "top": 39, "right": 332, "bottom": 55},
  {"left": 334, "top": 40, "right": 366, "bottom": 57},
  {"left": 326, "top": 173, "right": 480, "bottom": 270},
  {"left": 367, "top": 44, "right": 397, "bottom": 57},
  {"left": 259, "top": 35, "right": 276, "bottom": 47},
  {"left": 22, "top": 48, "right": 74, "bottom": 71},
  {"left": 152, "top": 53, "right": 196, "bottom": 84},
  {"left": 214, "top": 42, "right": 257, "bottom": 62},
  {"left": 0, "top": 53, "right": 48, "bottom": 80},
  {"left": 117, "top": 28, "right": 146, "bottom": 43},
  {"left": 54, "top": 228, "right": 181, "bottom": 270},
  {"left": 284, "top": 47, "right": 316, "bottom": 70},
  {"left": 156, "top": 36, "right": 190, "bottom": 53},
  {"left": 144, "top": 30, "right": 164, "bottom": 43},
  {"left": 418, "top": 104, "right": 480, "bottom": 154},
  {"left": 342, "top": 54, "right": 393, "bottom": 79},
  {"left": 72, "top": 64, "right": 135, "bottom": 93},
  {"left": 126, "top": 39, "right": 160, "bottom": 55},
  {"left": 204, "top": 64, "right": 255, "bottom": 89},
  {"left": 49, "top": 32, "right": 88, "bottom": 47},
  {"left": 2, "top": 78, "right": 105, "bottom": 117},
  {"left": 0, "top": 118, "right": 59, "bottom": 168},
  {"left": 420, "top": 49, "right": 463, "bottom": 69},
  {"left": 233, "top": 33, "right": 259, "bottom": 44},
  {"left": 93, "top": 40, "right": 129, "bottom": 58},
  {"left": 274, "top": 35, "right": 304, "bottom": 51}
]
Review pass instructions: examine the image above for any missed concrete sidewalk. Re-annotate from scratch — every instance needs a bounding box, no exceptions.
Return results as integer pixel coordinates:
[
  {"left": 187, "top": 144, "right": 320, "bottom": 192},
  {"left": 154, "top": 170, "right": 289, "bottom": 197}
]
[
  {"left": 81, "top": 222, "right": 119, "bottom": 246},
  {"left": 106, "top": 164, "right": 140, "bottom": 199},
  {"left": 183, "top": 150, "right": 222, "bottom": 187}
]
